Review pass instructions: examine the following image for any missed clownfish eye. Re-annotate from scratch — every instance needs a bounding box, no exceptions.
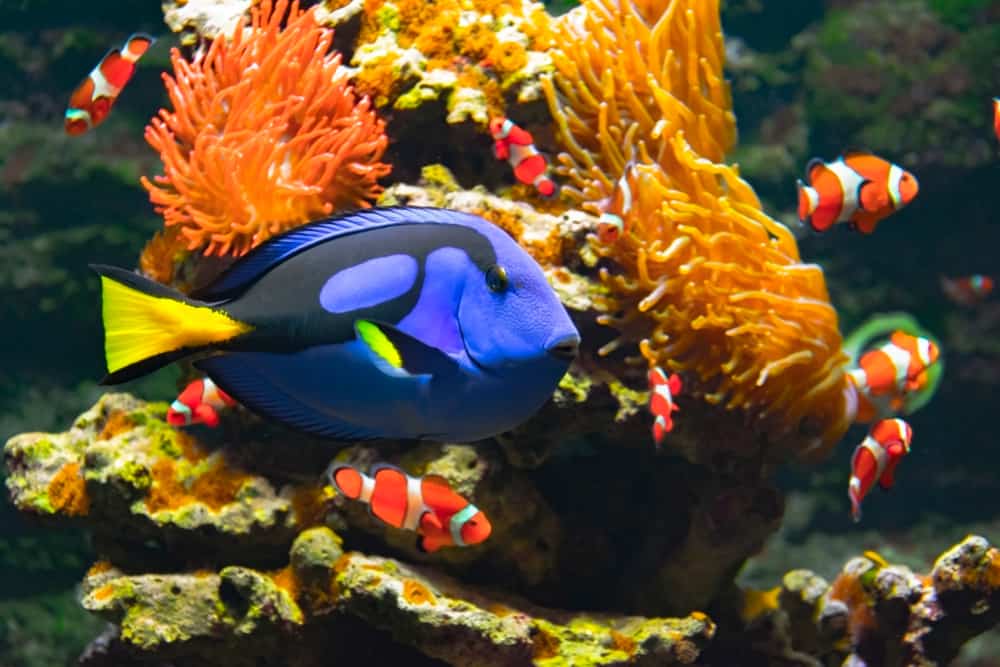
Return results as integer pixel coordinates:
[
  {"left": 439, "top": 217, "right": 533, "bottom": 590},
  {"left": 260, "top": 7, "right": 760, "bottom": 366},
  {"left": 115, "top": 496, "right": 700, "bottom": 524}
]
[{"left": 486, "top": 265, "right": 508, "bottom": 293}]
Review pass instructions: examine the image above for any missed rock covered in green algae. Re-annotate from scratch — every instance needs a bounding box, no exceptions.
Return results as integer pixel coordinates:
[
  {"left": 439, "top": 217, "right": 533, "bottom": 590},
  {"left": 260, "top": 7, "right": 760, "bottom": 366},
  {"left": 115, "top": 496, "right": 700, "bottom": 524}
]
[
  {"left": 78, "top": 524, "right": 715, "bottom": 666},
  {"left": 4, "top": 393, "right": 308, "bottom": 566},
  {"left": 733, "top": 536, "right": 1000, "bottom": 667},
  {"left": 327, "top": 551, "right": 717, "bottom": 666}
]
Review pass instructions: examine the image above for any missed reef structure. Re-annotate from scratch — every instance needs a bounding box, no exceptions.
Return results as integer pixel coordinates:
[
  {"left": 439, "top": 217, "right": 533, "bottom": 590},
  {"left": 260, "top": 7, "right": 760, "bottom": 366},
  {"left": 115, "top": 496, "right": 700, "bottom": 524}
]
[
  {"left": 6, "top": 0, "right": 978, "bottom": 664},
  {"left": 6, "top": 397, "right": 999, "bottom": 664}
]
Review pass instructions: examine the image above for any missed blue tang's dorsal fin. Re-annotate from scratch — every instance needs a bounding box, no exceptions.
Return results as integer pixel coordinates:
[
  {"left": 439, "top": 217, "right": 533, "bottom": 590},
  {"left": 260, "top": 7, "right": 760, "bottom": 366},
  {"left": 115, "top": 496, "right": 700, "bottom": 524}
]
[{"left": 192, "top": 207, "right": 483, "bottom": 302}]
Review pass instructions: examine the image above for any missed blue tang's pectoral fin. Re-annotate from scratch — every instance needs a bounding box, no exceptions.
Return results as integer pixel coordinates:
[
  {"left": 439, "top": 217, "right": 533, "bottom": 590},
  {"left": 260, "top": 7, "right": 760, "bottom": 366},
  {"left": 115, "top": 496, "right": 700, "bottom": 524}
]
[
  {"left": 355, "top": 320, "right": 459, "bottom": 379},
  {"left": 194, "top": 355, "right": 385, "bottom": 440}
]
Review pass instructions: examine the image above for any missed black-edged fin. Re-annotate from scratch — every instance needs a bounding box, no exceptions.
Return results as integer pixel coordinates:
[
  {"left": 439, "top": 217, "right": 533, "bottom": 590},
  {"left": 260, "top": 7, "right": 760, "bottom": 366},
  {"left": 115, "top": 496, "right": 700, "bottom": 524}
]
[
  {"left": 91, "top": 263, "right": 192, "bottom": 302},
  {"left": 101, "top": 348, "right": 195, "bottom": 385},
  {"left": 855, "top": 179, "right": 874, "bottom": 211},
  {"left": 804, "top": 157, "right": 826, "bottom": 183},
  {"left": 93, "top": 264, "right": 251, "bottom": 384},
  {"left": 355, "top": 320, "right": 459, "bottom": 378},
  {"left": 192, "top": 207, "right": 491, "bottom": 302},
  {"left": 195, "top": 355, "right": 385, "bottom": 440}
]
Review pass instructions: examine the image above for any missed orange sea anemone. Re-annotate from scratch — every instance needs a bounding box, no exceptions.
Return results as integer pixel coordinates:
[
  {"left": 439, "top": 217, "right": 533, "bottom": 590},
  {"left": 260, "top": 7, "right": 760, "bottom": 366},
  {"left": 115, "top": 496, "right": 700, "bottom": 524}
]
[
  {"left": 142, "top": 0, "right": 391, "bottom": 257},
  {"left": 543, "top": 0, "right": 851, "bottom": 457}
]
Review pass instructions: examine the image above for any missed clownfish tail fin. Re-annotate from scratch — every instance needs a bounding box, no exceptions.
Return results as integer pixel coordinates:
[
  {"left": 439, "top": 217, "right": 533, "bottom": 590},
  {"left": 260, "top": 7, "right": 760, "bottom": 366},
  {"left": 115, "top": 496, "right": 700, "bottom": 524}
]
[
  {"left": 796, "top": 179, "right": 819, "bottom": 222},
  {"left": 328, "top": 464, "right": 365, "bottom": 500},
  {"left": 93, "top": 264, "right": 253, "bottom": 385}
]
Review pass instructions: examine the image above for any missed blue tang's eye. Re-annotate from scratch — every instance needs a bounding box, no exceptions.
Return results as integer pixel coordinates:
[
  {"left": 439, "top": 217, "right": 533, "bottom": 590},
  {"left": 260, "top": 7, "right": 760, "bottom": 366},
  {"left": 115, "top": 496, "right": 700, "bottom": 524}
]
[{"left": 486, "top": 265, "right": 509, "bottom": 293}]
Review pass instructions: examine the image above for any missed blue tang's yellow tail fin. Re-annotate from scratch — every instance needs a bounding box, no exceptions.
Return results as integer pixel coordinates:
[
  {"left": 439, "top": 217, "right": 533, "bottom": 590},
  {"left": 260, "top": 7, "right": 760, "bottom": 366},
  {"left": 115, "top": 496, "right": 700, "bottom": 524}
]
[{"left": 93, "top": 265, "right": 253, "bottom": 384}]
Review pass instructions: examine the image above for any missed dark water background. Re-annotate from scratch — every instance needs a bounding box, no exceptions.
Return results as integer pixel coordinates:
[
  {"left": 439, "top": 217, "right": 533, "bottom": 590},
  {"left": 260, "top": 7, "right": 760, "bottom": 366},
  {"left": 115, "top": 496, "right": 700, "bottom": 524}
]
[{"left": 0, "top": 0, "right": 998, "bottom": 664}]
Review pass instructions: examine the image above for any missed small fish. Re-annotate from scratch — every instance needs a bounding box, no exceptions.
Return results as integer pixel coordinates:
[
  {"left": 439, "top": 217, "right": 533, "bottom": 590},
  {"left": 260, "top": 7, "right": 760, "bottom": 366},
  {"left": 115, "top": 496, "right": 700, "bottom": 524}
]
[
  {"left": 595, "top": 164, "right": 636, "bottom": 244},
  {"left": 848, "top": 418, "right": 913, "bottom": 522},
  {"left": 796, "top": 152, "right": 918, "bottom": 234},
  {"left": 95, "top": 207, "right": 580, "bottom": 442},
  {"left": 648, "top": 366, "right": 682, "bottom": 446},
  {"left": 941, "top": 275, "right": 994, "bottom": 307},
  {"left": 848, "top": 331, "right": 940, "bottom": 422},
  {"left": 994, "top": 98, "right": 1000, "bottom": 143},
  {"left": 166, "top": 377, "right": 236, "bottom": 428},
  {"left": 489, "top": 117, "right": 556, "bottom": 197},
  {"left": 65, "top": 33, "right": 155, "bottom": 135},
  {"left": 329, "top": 463, "right": 492, "bottom": 552}
]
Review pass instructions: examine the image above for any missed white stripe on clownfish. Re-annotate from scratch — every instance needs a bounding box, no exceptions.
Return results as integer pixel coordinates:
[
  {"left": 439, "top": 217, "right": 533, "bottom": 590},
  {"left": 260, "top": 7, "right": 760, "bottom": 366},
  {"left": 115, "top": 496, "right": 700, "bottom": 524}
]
[
  {"left": 169, "top": 400, "right": 192, "bottom": 422},
  {"left": 617, "top": 167, "right": 634, "bottom": 215},
  {"left": 89, "top": 67, "right": 121, "bottom": 103},
  {"left": 887, "top": 163, "right": 904, "bottom": 209},
  {"left": 847, "top": 367, "right": 868, "bottom": 393},
  {"left": 402, "top": 474, "right": 428, "bottom": 532},
  {"left": 449, "top": 503, "right": 479, "bottom": 547},
  {"left": 495, "top": 118, "right": 514, "bottom": 140},
  {"left": 858, "top": 434, "right": 890, "bottom": 477},
  {"left": 801, "top": 183, "right": 820, "bottom": 215},
  {"left": 358, "top": 473, "right": 375, "bottom": 504},
  {"left": 886, "top": 418, "right": 912, "bottom": 451},
  {"left": 509, "top": 141, "right": 541, "bottom": 166},
  {"left": 825, "top": 158, "right": 866, "bottom": 219},
  {"left": 883, "top": 342, "right": 913, "bottom": 391},
  {"left": 915, "top": 337, "right": 933, "bottom": 368}
]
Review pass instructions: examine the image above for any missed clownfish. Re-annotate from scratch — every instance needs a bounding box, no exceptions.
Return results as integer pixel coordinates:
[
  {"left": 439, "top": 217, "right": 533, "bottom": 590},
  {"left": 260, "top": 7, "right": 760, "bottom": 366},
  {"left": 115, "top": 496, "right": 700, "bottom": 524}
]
[
  {"left": 648, "top": 366, "right": 682, "bottom": 447},
  {"left": 941, "top": 275, "right": 994, "bottom": 307},
  {"left": 847, "top": 331, "right": 940, "bottom": 423},
  {"left": 796, "top": 152, "right": 918, "bottom": 234},
  {"left": 329, "top": 463, "right": 492, "bottom": 552},
  {"left": 489, "top": 117, "right": 556, "bottom": 197},
  {"left": 65, "top": 33, "right": 154, "bottom": 136},
  {"left": 595, "top": 164, "right": 636, "bottom": 244},
  {"left": 166, "top": 377, "right": 236, "bottom": 428},
  {"left": 848, "top": 418, "right": 913, "bottom": 522}
]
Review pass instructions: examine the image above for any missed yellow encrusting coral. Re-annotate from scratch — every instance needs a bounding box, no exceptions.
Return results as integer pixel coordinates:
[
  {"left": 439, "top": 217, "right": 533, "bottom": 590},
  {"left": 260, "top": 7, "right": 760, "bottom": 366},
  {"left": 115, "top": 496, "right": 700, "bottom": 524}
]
[
  {"left": 48, "top": 462, "right": 90, "bottom": 516},
  {"left": 142, "top": 0, "right": 391, "bottom": 257},
  {"left": 344, "top": 0, "right": 554, "bottom": 122},
  {"left": 542, "top": 0, "right": 851, "bottom": 456}
]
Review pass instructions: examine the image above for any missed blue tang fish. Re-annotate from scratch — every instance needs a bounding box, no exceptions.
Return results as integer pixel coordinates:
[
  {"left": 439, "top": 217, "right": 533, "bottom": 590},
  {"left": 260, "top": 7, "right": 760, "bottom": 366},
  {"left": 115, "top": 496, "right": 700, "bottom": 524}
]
[{"left": 94, "top": 207, "right": 580, "bottom": 442}]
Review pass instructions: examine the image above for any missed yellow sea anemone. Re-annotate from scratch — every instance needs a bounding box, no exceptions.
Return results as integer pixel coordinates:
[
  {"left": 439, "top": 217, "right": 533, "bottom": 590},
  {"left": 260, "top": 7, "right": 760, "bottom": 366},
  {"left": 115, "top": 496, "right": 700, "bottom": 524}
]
[{"left": 543, "top": 0, "right": 851, "bottom": 457}]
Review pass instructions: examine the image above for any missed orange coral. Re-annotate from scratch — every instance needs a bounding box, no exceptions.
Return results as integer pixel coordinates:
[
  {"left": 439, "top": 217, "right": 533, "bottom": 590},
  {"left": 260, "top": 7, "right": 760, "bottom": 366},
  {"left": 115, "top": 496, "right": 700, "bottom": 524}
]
[
  {"left": 145, "top": 456, "right": 249, "bottom": 512},
  {"left": 98, "top": 411, "right": 134, "bottom": 441},
  {"left": 828, "top": 567, "right": 878, "bottom": 647},
  {"left": 402, "top": 578, "right": 436, "bottom": 605},
  {"left": 142, "top": 0, "right": 391, "bottom": 257},
  {"left": 48, "top": 462, "right": 90, "bottom": 516},
  {"left": 543, "top": 0, "right": 851, "bottom": 457}
]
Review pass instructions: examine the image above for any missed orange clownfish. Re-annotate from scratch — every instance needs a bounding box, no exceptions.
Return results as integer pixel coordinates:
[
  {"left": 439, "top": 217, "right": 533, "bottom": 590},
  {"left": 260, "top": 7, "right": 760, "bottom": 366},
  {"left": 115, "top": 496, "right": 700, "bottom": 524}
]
[
  {"left": 848, "top": 418, "right": 913, "bottom": 522},
  {"left": 329, "top": 463, "right": 492, "bottom": 553},
  {"left": 595, "top": 164, "right": 636, "bottom": 244},
  {"left": 648, "top": 366, "right": 682, "bottom": 447},
  {"left": 796, "top": 152, "right": 918, "bottom": 234},
  {"left": 166, "top": 377, "right": 236, "bottom": 428},
  {"left": 941, "top": 275, "right": 994, "bottom": 307},
  {"left": 65, "top": 33, "right": 154, "bottom": 136},
  {"left": 489, "top": 117, "right": 556, "bottom": 197},
  {"left": 847, "top": 331, "right": 940, "bottom": 423}
]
